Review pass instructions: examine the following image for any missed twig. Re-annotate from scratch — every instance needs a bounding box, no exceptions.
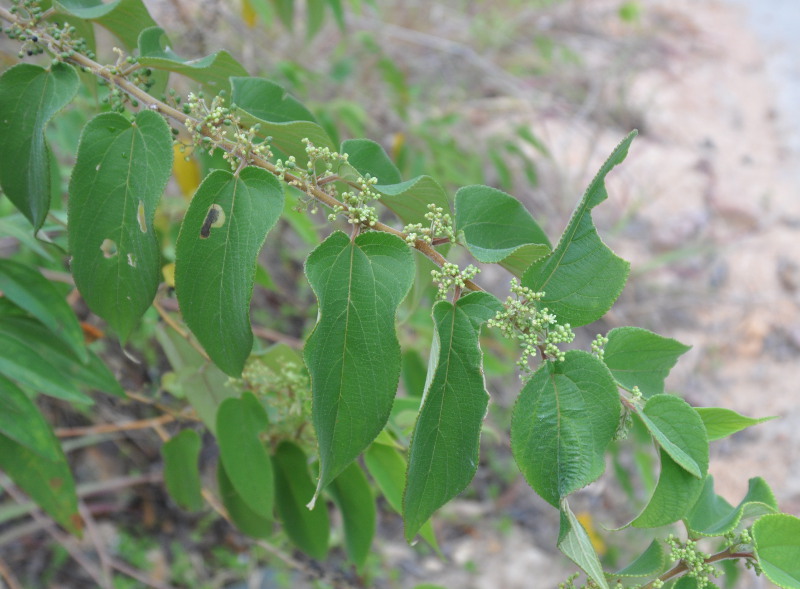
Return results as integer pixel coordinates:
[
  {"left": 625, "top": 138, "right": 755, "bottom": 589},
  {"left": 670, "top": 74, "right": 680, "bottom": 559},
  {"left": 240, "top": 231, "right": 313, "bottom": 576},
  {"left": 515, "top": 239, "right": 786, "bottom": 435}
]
[
  {"left": 55, "top": 414, "right": 176, "bottom": 437},
  {"left": 153, "top": 298, "right": 211, "bottom": 361},
  {"left": 251, "top": 326, "right": 303, "bottom": 349},
  {"left": 0, "top": 557, "right": 24, "bottom": 589},
  {"left": 108, "top": 556, "right": 175, "bottom": 589},
  {"left": 2, "top": 485, "right": 107, "bottom": 587},
  {"left": 78, "top": 501, "right": 113, "bottom": 589}
]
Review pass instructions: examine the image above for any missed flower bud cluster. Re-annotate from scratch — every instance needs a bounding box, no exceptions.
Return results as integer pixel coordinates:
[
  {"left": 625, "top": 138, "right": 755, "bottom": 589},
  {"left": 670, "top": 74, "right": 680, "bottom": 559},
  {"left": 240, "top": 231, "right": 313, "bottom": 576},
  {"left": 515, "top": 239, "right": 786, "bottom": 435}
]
[
  {"left": 488, "top": 278, "right": 574, "bottom": 372},
  {"left": 183, "top": 91, "right": 271, "bottom": 170},
  {"left": 591, "top": 333, "right": 609, "bottom": 360},
  {"left": 4, "top": 1, "right": 95, "bottom": 64},
  {"left": 666, "top": 535, "right": 719, "bottom": 588},
  {"left": 430, "top": 262, "right": 479, "bottom": 300},
  {"left": 228, "top": 359, "right": 315, "bottom": 452},
  {"left": 327, "top": 175, "right": 380, "bottom": 227},
  {"left": 403, "top": 203, "right": 456, "bottom": 246}
]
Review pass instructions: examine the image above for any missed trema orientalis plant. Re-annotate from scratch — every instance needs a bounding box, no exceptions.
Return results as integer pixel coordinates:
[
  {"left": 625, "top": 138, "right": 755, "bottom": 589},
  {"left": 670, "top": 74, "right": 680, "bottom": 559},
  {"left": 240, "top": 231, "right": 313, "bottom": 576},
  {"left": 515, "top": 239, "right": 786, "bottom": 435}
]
[{"left": 0, "top": 1, "right": 799, "bottom": 588}]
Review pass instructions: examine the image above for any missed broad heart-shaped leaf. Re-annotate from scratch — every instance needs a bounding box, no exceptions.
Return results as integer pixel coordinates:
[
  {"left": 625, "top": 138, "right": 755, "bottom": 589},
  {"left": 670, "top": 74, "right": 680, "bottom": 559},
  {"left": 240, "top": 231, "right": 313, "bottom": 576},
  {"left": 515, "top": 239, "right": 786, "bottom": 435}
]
[
  {"left": 136, "top": 27, "right": 248, "bottom": 93},
  {"left": 558, "top": 500, "right": 609, "bottom": 589},
  {"left": 174, "top": 167, "right": 284, "bottom": 376},
  {"left": 162, "top": 429, "right": 204, "bottom": 512},
  {"left": 217, "top": 462, "right": 272, "bottom": 539},
  {"left": 68, "top": 110, "right": 173, "bottom": 341},
  {"left": 0, "top": 259, "right": 87, "bottom": 362},
  {"left": 636, "top": 395, "right": 708, "bottom": 479},
  {"left": 631, "top": 448, "right": 705, "bottom": 528},
  {"left": 612, "top": 540, "right": 666, "bottom": 578},
  {"left": 327, "top": 462, "right": 376, "bottom": 568},
  {"left": 215, "top": 393, "right": 274, "bottom": 519},
  {"left": 455, "top": 185, "right": 551, "bottom": 277},
  {"left": 0, "top": 374, "right": 61, "bottom": 461},
  {"left": 695, "top": 407, "right": 775, "bottom": 441},
  {"left": 0, "top": 63, "right": 79, "bottom": 230},
  {"left": 511, "top": 350, "right": 621, "bottom": 507},
  {"left": 272, "top": 442, "right": 330, "bottom": 560},
  {"left": 304, "top": 231, "right": 414, "bottom": 496},
  {"left": 685, "top": 476, "right": 777, "bottom": 537},
  {"left": 603, "top": 327, "right": 691, "bottom": 398},
  {"left": 0, "top": 431, "right": 81, "bottom": 535},
  {"left": 0, "top": 319, "right": 92, "bottom": 404},
  {"left": 403, "top": 292, "right": 502, "bottom": 541},
  {"left": 363, "top": 442, "right": 439, "bottom": 551},
  {"left": 521, "top": 132, "right": 636, "bottom": 327},
  {"left": 55, "top": 0, "right": 158, "bottom": 49},
  {"left": 0, "top": 316, "right": 123, "bottom": 398},
  {"left": 154, "top": 324, "right": 233, "bottom": 433},
  {"left": 753, "top": 513, "right": 800, "bottom": 589},
  {"left": 340, "top": 138, "right": 402, "bottom": 185},
  {"left": 230, "top": 76, "right": 336, "bottom": 166},
  {"left": 375, "top": 175, "right": 451, "bottom": 225}
]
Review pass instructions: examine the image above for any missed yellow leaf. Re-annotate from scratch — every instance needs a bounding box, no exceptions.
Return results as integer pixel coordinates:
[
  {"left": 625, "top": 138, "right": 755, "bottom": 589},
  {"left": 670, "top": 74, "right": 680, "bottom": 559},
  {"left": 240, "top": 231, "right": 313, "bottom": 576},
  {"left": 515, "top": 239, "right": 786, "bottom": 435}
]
[
  {"left": 576, "top": 511, "right": 606, "bottom": 556},
  {"left": 172, "top": 144, "right": 201, "bottom": 199},
  {"left": 241, "top": 0, "right": 257, "bottom": 28},
  {"left": 162, "top": 262, "right": 176, "bottom": 288}
]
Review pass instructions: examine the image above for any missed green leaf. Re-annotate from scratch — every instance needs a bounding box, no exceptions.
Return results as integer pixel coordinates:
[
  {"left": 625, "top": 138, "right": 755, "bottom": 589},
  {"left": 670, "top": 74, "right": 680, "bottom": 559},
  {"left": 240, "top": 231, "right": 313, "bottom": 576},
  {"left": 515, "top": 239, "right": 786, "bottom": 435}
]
[
  {"left": 136, "top": 27, "right": 248, "bottom": 92},
  {"left": 162, "top": 430, "right": 204, "bottom": 512},
  {"left": 403, "top": 292, "right": 502, "bottom": 541},
  {"left": 363, "top": 442, "right": 439, "bottom": 551},
  {"left": 521, "top": 132, "right": 636, "bottom": 326},
  {"left": 231, "top": 76, "right": 335, "bottom": 166},
  {"left": 154, "top": 324, "right": 234, "bottom": 433},
  {"left": 685, "top": 476, "right": 777, "bottom": 537},
  {"left": 401, "top": 349, "right": 427, "bottom": 398},
  {"left": 558, "top": 500, "right": 609, "bottom": 589},
  {"left": 304, "top": 231, "right": 414, "bottom": 495},
  {"left": 68, "top": 110, "right": 173, "bottom": 340},
  {"left": 604, "top": 327, "right": 691, "bottom": 398},
  {"left": 695, "top": 407, "right": 775, "bottom": 442},
  {"left": 0, "top": 63, "right": 79, "bottom": 229},
  {"left": 216, "top": 393, "right": 274, "bottom": 518},
  {"left": 175, "top": 167, "right": 284, "bottom": 376},
  {"left": 0, "top": 259, "right": 87, "bottom": 361},
  {"left": 0, "top": 316, "right": 123, "bottom": 398},
  {"left": 612, "top": 540, "right": 666, "bottom": 578},
  {"left": 272, "top": 441, "right": 329, "bottom": 560},
  {"left": 511, "top": 351, "right": 621, "bottom": 507},
  {"left": 306, "top": 0, "right": 326, "bottom": 39},
  {"left": 341, "top": 138, "right": 402, "bottom": 185},
  {"left": 0, "top": 319, "right": 92, "bottom": 404},
  {"left": 217, "top": 462, "right": 272, "bottom": 539},
  {"left": 0, "top": 431, "right": 81, "bottom": 534},
  {"left": 636, "top": 395, "right": 708, "bottom": 478},
  {"left": 55, "top": 0, "right": 158, "bottom": 49},
  {"left": 631, "top": 449, "right": 705, "bottom": 528},
  {"left": 0, "top": 374, "right": 61, "bottom": 461},
  {"left": 753, "top": 513, "right": 800, "bottom": 589},
  {"left": 327, "top": 462, "right": 375, "bottom": 568},
  {"left": 374, "top": 175, "right": 451, "bottom": 225},
  {"left": 455, "top": 185, "right": 551, "bottom": 276},
  {"left": 270, "top": 0, "right": 294, "bottom": 29}
]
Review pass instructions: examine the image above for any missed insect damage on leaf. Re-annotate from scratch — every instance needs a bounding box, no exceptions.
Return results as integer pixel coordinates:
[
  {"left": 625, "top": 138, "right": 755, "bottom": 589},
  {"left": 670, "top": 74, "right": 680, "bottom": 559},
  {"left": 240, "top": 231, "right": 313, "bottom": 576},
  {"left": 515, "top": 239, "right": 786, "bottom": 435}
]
[{"left": 200, "top": 204, "right": 226, "bottom": 238}]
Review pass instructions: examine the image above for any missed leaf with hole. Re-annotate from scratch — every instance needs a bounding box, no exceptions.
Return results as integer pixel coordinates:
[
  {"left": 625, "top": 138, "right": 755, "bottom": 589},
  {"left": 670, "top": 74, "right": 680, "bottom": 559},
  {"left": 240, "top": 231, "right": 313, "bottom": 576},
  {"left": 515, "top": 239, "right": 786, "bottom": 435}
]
[
  {"left": 68, "top": 110, "right": 173, "bottom": 341},
  {"left": 175, "top": 167, "right": 284, "bottom": 376}
]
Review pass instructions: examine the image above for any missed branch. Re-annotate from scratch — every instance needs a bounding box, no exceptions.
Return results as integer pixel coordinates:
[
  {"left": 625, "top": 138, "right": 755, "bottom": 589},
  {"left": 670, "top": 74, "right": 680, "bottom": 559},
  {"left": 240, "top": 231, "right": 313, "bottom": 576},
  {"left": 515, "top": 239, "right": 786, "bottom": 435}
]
[{"left": 0, "top": 4, "right": 482, "bottom": 293}]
